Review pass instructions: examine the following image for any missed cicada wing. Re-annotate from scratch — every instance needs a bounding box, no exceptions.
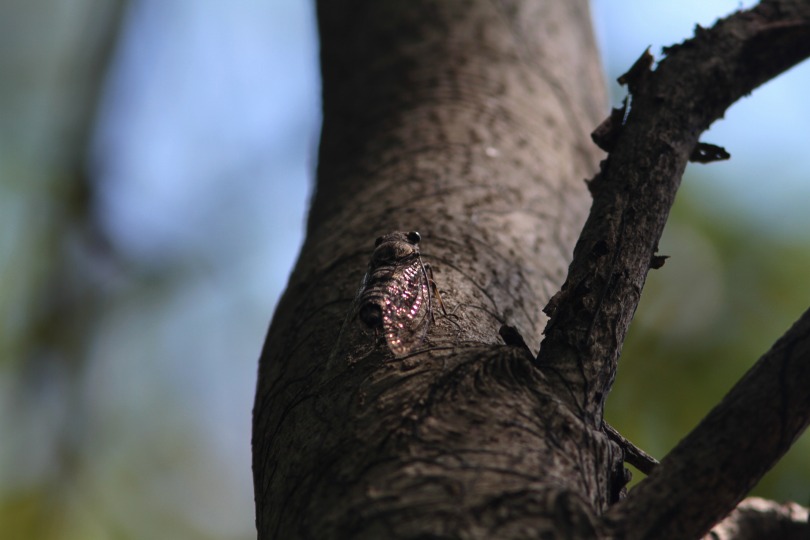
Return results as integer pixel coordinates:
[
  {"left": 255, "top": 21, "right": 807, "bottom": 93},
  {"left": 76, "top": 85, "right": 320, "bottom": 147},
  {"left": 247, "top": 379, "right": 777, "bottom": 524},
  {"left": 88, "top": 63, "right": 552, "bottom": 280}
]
[{"left": 380, "top": 260, "right": 432, "bottom": 356}]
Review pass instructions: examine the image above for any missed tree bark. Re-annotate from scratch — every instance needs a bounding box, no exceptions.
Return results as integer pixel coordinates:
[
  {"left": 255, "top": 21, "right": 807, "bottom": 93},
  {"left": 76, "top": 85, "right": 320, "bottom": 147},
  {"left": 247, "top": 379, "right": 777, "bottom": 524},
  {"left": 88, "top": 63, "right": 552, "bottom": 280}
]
[
  {"left": 253, "top": 1, "right": 810, "bottom": 538},
  {"left": 254, "top": 1, "right": 610, "bottom": 537},
  {"left": 705, "top": 498, "right": 809, "bottom": 540}
]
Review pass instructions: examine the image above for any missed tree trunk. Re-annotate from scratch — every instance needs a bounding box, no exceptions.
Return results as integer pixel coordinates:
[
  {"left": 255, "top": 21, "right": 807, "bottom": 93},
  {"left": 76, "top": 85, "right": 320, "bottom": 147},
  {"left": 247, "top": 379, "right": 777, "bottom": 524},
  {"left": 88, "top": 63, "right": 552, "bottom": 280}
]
[
  {"left": 254, "top": 1, "right": 611, "bottom": 537},
  {"left": 253, "top": 1, "right": 810, "bottom": 538}
]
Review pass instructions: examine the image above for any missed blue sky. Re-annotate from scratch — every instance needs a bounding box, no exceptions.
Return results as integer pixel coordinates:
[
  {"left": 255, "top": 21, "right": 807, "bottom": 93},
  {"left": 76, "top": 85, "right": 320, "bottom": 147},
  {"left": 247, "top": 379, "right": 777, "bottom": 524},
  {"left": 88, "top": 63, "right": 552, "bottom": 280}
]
[{"left": 97, "top": 0, "right": 810, "bottom": 285}]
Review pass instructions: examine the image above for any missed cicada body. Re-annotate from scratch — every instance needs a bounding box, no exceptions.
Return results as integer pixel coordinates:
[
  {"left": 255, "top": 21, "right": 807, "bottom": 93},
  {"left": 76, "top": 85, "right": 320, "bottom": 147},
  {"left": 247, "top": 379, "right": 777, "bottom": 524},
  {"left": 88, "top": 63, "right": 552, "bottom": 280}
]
[{"left": 356, "top": 231, "right": 435, "bottom": 356}]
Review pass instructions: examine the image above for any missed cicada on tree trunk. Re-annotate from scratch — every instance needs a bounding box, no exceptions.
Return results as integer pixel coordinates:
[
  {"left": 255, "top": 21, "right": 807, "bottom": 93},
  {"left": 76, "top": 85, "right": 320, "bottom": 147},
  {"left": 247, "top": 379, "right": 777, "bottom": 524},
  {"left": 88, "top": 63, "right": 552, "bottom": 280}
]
[{"left": 354, "top": 231, "right": 440, "bottom": 357}]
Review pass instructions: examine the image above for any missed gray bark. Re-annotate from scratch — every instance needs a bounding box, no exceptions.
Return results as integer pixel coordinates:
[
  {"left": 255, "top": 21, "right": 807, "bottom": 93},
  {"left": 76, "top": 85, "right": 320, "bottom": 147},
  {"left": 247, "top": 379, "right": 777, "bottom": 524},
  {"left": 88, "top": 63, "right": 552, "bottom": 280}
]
[
  {"left": 254, "top": 1, "right": 610, "bottom": 537},
  {"left": 705, "top": 498, "right": 809, "bottom": 540},
  {"left": 253, "top": 1, "right": 810, "bottom": 538}
]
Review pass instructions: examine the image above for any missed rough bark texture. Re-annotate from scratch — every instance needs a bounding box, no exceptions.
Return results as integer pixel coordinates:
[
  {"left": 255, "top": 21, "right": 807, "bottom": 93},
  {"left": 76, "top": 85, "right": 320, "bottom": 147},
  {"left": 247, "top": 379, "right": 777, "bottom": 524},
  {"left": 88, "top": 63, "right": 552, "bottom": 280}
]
[
  {"left": 537, "top": 0, "right": 810, "bottom": 423},
  {"left": 253, "top": 1, "right": 613, "bottom": 538},
  {"left": 253, "top": 0, "right": 810, "bottom": 538},
  {"left": 552, "top": 2, "right": 810, "bottom": 537},
  {"left": 705, "top": 497, "right": 810, "bottom": 540}
]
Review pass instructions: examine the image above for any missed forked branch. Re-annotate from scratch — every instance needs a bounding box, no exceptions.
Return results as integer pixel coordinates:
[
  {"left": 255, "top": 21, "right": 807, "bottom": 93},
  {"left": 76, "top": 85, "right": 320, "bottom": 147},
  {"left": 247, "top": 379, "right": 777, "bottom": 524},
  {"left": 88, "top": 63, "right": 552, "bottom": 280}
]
[
  {"left": 537, "top": 1, "right": 810, "bottom": 535},
  {"left": 536, "top": 1, "right": 810, "bottom": 426}
]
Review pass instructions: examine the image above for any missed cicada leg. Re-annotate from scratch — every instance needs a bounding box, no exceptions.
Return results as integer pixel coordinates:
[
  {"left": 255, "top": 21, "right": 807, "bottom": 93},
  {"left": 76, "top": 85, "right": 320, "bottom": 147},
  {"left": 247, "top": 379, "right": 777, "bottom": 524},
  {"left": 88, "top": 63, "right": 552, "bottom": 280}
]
[{"left": 423, "top": 263, "right": 447, "bottom": 320}]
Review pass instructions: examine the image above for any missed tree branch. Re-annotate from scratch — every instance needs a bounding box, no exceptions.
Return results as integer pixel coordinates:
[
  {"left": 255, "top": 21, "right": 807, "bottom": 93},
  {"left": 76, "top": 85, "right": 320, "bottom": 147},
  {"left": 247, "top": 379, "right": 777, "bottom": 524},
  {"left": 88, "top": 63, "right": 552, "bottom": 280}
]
[
  {"left": 705, "top": 497, "right": 809, "bottom": 540},
  {"left": 536, "top": 0, "right": 810, "bottom": 422},
  {"left": 605, "top": 307, "right": 810, "bottom": 539}
]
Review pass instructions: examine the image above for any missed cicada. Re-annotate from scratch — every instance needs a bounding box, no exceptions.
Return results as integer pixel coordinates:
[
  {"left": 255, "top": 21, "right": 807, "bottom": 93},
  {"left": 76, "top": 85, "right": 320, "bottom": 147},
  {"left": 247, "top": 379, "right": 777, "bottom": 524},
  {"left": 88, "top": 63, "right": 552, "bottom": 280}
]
[{"left": 356, "top": 231, "right": 440, "bottom": 356}]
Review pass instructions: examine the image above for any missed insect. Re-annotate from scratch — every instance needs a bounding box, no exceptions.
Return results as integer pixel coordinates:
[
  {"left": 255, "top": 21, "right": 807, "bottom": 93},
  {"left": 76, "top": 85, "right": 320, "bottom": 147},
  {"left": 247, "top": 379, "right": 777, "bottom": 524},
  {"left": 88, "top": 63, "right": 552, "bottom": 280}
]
[{"left": 356, "top": 231, "right": 441, "bottom": 356}]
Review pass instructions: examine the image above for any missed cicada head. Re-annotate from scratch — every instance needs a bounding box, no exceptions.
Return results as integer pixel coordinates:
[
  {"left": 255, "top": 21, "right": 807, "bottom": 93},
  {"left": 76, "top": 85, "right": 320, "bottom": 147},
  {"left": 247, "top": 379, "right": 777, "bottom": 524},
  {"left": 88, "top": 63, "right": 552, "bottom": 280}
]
[{"left": 369, "top": 231, "right": 421, "bottom": 267}]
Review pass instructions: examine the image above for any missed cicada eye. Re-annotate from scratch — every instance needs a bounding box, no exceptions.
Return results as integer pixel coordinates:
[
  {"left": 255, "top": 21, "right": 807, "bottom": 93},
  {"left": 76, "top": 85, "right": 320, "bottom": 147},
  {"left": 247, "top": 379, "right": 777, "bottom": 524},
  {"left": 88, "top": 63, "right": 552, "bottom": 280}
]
[
  {"left": 374, "top": 236, "right": 384, "bottom": 247},
  {"left": 407, "top": 231, "right": 421, "bottom": 244}
]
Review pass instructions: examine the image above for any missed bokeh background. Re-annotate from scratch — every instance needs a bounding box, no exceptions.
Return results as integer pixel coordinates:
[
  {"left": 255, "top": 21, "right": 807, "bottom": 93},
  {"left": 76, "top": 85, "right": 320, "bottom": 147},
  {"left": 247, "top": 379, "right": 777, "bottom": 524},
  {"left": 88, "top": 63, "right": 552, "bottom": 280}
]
[{"left": 1, "top": 1, "right": 807, "bottom": 538}]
